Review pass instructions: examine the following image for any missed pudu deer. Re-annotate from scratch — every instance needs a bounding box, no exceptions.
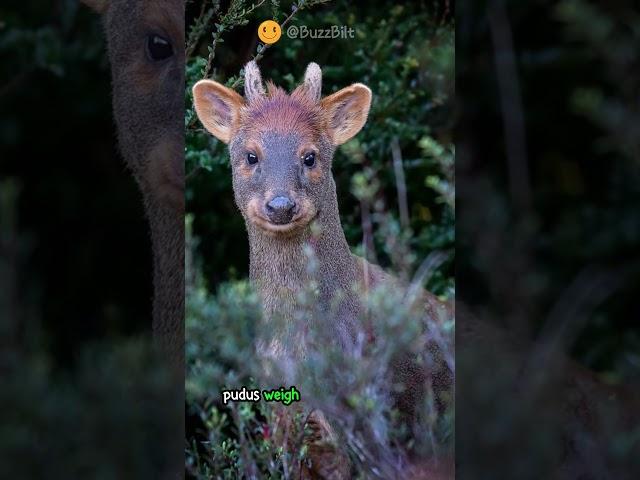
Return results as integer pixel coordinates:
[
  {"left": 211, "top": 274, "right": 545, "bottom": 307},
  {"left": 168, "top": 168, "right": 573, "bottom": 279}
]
[{"left": 193, "top": 61, "right": 453, "bottom": 478}]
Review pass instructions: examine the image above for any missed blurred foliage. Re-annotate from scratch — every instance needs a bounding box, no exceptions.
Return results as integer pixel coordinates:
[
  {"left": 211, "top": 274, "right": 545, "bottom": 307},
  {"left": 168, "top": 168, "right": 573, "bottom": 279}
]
[
  {"left": 186, "top": 218, "right": 454, "bottom": 477},
  {"left": 1, "top": 3, "right": 180, "bottom": 477},
  {"left": 185, "top": 0, "right": 454, "bottom": 477},
  {"left": 0, "top": 338, "right": 181, "bottom": 478},
  {"left": 0, "top": 179, "right": 181, "bottom": 477},
  {"left": 456, "top": 0, "right": 640, "bottom": 477},
  {"left": 553, "top": 0, "right": 640, "bottom": 396}
]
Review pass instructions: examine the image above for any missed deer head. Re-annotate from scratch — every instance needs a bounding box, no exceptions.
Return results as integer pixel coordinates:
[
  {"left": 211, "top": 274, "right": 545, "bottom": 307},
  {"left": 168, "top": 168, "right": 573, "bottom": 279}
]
[
  {"left": 82, "top": 0, "right": 185, "bottom": 210},
  {"left": 193, "top": 61, "right": 372, "bottom": 237}
]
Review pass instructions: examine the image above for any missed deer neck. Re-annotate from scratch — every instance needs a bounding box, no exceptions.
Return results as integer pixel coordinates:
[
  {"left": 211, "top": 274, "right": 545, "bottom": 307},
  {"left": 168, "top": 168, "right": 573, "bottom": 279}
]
[
  {"left": 143, "top": 197, "right": 185, "bottom": 480},
  {"left": 247, "top": 192, "right": 359, "bottom": 323},
  {"left": 146, "top": 199, "right": 185, "bottom": 370}
]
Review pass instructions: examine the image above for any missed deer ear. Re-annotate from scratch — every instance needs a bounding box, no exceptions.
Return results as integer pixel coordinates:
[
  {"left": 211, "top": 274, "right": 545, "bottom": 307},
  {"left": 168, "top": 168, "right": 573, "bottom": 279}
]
[
  {"left": 192, "top": 80, "right": 245, "bottom": 144},
  {"left": 321, "top": 83, "right": 372, "bottom": 145},
  {"left": 80, "top": 0, "right": 110, "bottom": 13}
]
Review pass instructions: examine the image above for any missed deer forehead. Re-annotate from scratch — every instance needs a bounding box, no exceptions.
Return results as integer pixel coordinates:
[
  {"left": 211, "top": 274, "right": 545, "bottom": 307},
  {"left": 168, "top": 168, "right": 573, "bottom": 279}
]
[
  {"left": 239, "top": 88, "right": 325, "bottom": 140},
  {"left": 258, "top": 132, "right": 311, "bottom": 159}
]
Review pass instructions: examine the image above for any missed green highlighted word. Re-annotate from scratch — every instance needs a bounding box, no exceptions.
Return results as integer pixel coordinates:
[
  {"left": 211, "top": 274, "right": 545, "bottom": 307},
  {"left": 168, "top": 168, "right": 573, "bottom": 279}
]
[{"left": 262, "top": 386, "right": 301, "bottom": 405}]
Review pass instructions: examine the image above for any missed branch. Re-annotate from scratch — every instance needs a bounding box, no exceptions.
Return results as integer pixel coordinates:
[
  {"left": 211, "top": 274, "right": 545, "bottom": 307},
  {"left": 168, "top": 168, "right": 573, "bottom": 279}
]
[
  {"left": 390, "top": 136, "right": 410, "bottom": 229},
  {"left": 185, "top": 0, "right": 218, "bottom": 59},
  {"left": 488, "top": 1, "right": 531, "bottom": 214},
  {"left": 203, "top": 0, "right": 268, "bottom": 79}
]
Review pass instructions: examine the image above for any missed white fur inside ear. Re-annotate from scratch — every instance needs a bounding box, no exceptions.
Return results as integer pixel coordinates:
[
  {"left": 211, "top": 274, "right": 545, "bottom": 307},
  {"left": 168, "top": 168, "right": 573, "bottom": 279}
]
[
  {"left": 304, "top": 62, "right": 322, "bottom": 102},
  {"left": 244, "top": 61, "right": 265, "bottom": 103}
]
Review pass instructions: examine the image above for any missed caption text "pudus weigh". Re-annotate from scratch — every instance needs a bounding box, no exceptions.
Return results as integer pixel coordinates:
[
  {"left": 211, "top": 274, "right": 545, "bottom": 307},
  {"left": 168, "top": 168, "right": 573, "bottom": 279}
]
[{"left": 222, "top": 386, "right": 301, "bottom": 406}]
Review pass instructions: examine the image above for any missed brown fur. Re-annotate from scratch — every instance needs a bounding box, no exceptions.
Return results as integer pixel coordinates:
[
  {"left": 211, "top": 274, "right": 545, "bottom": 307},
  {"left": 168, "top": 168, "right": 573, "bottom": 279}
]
[
  {"left": 194, "top": 61, "right": 453, "bottom": 479},
  {"left": 242, "top": 83, "right": 324, "bottom": 138}
]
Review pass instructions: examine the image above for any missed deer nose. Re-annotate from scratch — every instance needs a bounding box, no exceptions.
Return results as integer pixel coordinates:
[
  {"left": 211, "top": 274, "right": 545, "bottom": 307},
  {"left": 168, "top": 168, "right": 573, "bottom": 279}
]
[{"left": 265, "top": 195, "right": 296, "bottom": 224}]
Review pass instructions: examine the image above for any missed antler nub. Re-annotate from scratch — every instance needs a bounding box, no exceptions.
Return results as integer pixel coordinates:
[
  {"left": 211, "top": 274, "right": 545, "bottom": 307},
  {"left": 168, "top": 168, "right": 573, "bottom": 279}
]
[
  {"left": 244, "top": 60, "right": 265, "bottom": 102},
  {"left": 303, "top": 62, "right": 322, "bottom": 102}
]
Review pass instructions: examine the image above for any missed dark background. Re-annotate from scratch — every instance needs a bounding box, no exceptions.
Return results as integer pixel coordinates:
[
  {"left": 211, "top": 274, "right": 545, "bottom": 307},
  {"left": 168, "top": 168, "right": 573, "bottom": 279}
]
[
  {"left": 1, "top": 0, "right": 152, "bottom": 364},
  {"left": 1, "top": 2, "right": 178, "bottom": 477},
  {"left": 457, "top": 0, "right": 640, "bottom": 477},
  {"left": 458, "top": 0, "right": 640, "bottom": 377}
]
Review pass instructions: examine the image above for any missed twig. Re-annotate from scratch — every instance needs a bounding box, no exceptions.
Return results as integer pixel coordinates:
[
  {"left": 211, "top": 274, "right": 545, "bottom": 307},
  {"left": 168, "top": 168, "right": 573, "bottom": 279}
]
[
  {"left": 390, "top": 136, "right": 410, "bottom": 229},
  {"left": 488, "top": 1, "right": 531, "bottom": 214},
  {"left": 185, "top": 165, "right": 203, "bottom": 182},
  {"left": 203, "top": 0, "right": 268, "bottom": 78},
  {"left": 523, "top": 265, "right": 627, "bottom": 394},
  {"left": 360, "top": 198, "right": 378, "bottom": 265},
  {"left": 186, "top": 0, "right": 215, "bottom": 59},
  {"left": 231, "top": 404, "right": 260, "bottom": 478},
  {"left": 406, "top": 251, "right": 448, "bottom": 305}
]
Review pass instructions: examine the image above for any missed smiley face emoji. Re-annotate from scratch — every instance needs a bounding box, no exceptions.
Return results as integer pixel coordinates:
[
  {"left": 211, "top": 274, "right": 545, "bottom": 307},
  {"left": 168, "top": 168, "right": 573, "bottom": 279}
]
[{"left": 258, "top": 20, "right": 281, "bottom": 44}]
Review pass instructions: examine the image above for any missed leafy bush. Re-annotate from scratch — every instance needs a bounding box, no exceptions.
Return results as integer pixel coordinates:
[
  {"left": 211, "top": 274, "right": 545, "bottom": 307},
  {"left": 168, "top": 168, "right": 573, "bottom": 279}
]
[{"left": 186, "top": 223, "right": 454, "bottom": 477}]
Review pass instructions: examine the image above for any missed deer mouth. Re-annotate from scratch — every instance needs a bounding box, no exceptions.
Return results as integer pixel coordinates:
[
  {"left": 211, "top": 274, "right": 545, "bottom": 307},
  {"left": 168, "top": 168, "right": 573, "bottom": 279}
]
[{"left": 247, "top": 198, "right": 317, "bottom": 235}]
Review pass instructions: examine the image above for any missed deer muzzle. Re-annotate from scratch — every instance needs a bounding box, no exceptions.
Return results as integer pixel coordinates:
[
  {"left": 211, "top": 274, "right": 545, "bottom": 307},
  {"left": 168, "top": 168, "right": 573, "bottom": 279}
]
[{"left": 265, "top": 195, "right": 297, "bottom": 224}]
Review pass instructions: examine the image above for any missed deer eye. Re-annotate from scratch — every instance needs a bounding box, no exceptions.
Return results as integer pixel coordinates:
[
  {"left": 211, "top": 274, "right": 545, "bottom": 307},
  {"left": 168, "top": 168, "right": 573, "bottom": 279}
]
[
  {"left": 146, "top": 34, "right": 173, "bottom": 61},
  {"left": 302, "top": 152, "right": 316, "bottom": 167},
  {"left": 247, "top": 152, "right": 259, "bottom": 165}
]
